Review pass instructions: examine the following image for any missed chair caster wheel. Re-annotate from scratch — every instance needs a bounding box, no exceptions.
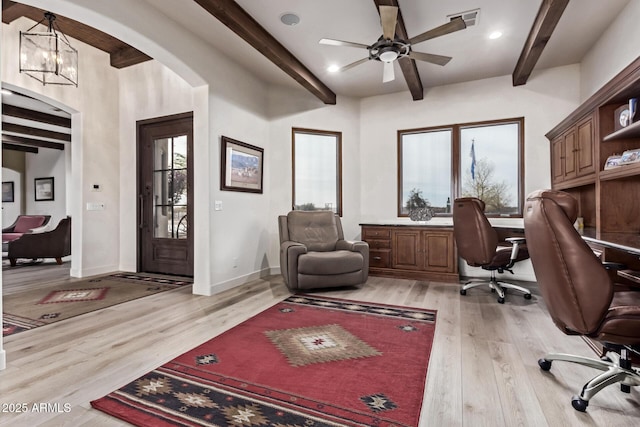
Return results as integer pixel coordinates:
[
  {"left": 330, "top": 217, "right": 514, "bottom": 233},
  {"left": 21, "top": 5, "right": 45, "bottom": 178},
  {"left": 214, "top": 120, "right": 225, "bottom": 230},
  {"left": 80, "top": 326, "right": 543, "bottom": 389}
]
[
  {"left": 460, "top": 289, "right": 467, "bottom": 296},
  {"left": 571, "top": 396, "right": 588, "bottom": 412},
  {"left": 491, "top": 288, "right": 496, "bottom": 293},
  {"left": 497, "top": 297, "right": 505, "bottom": 304},
  {"left": 524, "top": 293, "right": 532, "bottom": 300},
  {"left": 538, "top": 359, "right": 552, "bottom": 371}
]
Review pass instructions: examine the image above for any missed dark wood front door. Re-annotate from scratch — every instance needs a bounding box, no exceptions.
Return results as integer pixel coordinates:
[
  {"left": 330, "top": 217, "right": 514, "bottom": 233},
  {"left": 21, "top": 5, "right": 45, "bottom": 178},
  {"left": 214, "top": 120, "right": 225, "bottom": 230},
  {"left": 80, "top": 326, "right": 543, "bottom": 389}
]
[{"left": 138, "top": 113, "right": 193, "bottom": 277}]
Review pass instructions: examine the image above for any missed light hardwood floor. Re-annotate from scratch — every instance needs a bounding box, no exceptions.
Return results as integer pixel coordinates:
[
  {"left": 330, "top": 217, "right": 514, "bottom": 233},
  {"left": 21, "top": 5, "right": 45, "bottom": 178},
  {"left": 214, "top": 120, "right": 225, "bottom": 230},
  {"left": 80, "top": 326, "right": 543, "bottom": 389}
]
[{"left": 1, "top": 268, "right": 639, "bottom": 426}]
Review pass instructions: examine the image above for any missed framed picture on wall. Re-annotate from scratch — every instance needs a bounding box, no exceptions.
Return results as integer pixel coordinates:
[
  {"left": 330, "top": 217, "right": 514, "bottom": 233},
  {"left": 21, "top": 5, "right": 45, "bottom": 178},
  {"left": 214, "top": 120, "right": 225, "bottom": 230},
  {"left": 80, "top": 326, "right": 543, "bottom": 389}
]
[
  {"left": 35, "top": 177, "right": 55, "bottom": 201},
  {"left": 2, "top": 181, "right": 14, "bottom": 202},
  {"left": 220, "top": 136, "right": 264, "bottom": 193}
]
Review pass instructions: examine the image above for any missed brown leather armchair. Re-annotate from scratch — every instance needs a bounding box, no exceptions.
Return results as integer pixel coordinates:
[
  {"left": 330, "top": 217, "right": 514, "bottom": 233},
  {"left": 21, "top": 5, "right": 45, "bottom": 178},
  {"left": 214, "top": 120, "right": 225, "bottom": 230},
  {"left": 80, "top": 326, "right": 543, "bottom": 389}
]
[
  {"left": 453, "top": 197, "right": 532, "bottom": 303},
  {"left": 278, "top": 211, "right": 369, "bottom": 290},
  {"left": 7, "top": 217, "right": 71, "bottom": 266},
  {"left": 524, "top": 190, "right": 640, "bottom": 411}
]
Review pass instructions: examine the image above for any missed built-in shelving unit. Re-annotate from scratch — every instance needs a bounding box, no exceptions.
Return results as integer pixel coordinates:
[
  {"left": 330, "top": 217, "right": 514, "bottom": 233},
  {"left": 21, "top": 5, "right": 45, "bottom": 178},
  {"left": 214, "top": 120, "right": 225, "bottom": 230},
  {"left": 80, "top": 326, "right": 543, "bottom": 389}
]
[{"left": 546, "top": 56, "right": 640, "bottom": 288}]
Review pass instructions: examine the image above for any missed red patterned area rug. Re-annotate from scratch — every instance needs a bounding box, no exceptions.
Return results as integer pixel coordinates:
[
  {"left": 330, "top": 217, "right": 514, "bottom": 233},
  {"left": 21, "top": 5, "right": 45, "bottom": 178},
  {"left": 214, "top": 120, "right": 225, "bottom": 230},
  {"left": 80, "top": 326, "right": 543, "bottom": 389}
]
[
  {"left": 91, "top": 294, "right": 437, "bottom": 427},
  {"left": 2, "top": 273, "right": 192, "bottom": 337}
]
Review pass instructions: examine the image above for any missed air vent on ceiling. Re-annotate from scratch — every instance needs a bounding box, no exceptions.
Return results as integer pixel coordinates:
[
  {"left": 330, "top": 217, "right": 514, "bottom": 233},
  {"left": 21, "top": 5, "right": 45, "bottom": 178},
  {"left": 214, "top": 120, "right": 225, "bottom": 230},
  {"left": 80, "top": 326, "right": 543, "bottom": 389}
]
[{"left": 447, "top": 9, "right": 480, "bottom": 27}]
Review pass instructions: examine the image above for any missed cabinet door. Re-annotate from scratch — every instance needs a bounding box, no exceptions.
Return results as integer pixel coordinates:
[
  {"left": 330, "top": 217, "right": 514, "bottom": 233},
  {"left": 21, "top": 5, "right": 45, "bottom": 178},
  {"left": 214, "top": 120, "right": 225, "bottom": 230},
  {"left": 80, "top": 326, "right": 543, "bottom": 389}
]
[
  {"left": 422, "top": 230, "right": 456, "bottom": 273},
  {"left": 576, "top": 117, "right": 595, "bottom": 176},
  {"left": 551, "top": 135, "right": 564, "bottom": 184},
  {"left": 563, "top": 129, "right": 577, "bottom": 180},
  {"left": 392, "top": 230, "right": 421, "bottom": 270}
]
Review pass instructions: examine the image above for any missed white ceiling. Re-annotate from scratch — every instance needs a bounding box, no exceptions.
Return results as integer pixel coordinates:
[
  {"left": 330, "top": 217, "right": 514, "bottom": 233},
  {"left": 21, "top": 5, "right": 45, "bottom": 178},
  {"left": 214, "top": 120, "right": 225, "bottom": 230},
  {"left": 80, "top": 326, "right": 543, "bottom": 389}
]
[{"left": 146, "top": 0, "right": 631, "bottom": 99}]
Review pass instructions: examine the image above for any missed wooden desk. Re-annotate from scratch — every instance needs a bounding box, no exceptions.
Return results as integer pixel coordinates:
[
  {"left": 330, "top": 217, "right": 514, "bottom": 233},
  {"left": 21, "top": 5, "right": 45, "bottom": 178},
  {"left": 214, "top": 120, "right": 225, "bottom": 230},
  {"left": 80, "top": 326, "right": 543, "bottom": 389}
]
[{"left": 582, "top": 234, "right": 640, "bottom": 287}]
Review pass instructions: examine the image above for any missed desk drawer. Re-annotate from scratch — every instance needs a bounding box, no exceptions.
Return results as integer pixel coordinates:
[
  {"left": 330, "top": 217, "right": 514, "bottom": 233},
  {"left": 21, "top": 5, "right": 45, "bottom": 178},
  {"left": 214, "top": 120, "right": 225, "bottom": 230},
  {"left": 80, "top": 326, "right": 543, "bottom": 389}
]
[
  {"left": 367, "top": 239, "right": 391, "bottom": 249},
  {"left": 363, "top": 227, "right": 391, "bottom": 240},
  {"left": 370, "top": 249, "right": 391, "bottom": 268}
]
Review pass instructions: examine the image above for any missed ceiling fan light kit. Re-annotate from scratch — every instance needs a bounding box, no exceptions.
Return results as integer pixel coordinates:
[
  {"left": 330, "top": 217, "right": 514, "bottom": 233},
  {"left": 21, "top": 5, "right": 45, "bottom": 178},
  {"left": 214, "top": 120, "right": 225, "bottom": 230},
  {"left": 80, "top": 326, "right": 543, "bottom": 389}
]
[{"left": 320, "top": 5, "right": 466, "bottom": 83}]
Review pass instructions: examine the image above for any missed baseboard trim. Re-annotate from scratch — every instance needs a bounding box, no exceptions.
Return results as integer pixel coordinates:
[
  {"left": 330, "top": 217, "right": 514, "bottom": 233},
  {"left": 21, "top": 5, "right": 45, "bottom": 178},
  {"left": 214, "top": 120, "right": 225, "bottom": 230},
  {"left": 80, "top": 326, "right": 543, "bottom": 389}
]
[{"left": 207, "top": 267, "right": 275, "bottom": 296}]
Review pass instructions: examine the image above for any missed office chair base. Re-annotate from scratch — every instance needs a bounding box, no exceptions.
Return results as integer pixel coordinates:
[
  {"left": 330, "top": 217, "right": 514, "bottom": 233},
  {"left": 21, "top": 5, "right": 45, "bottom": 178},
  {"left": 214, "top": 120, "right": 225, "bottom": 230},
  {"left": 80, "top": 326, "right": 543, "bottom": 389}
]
[
  {"left": 538, "top": 351, "right": 640, "bottom": 412},
  {"left": 460, "top": 274, "right": 532, "bottom": 304}
]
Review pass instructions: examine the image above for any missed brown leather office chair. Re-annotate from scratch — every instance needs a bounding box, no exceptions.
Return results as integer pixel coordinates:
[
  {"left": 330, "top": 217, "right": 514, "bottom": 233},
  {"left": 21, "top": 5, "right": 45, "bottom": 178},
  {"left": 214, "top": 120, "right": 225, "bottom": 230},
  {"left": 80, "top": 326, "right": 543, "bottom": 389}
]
[
  {"left": 453, "top": 197, "right": 532, "bottom": 303},
  {"left": 278, "top": 211, "right": 369, "bottom": 291},
  {"left": 524, "top": 190, "right": 640, "bottom": 411}
]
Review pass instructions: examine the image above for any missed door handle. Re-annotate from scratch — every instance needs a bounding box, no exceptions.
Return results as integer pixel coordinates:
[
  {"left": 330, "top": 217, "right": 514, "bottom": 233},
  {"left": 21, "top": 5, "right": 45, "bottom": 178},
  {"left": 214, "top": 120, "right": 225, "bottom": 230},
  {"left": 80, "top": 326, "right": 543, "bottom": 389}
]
[{"left": 139, "top": 194, "right": 144, "bottom": 229}]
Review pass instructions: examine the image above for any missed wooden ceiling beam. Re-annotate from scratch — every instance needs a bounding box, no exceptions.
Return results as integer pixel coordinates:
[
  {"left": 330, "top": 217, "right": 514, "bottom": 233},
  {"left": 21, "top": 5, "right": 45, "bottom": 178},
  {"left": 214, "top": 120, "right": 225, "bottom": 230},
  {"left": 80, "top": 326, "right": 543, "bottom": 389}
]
[
  {"left": 2, "top": 142, "right": 39, "bottom": 153},
  {"left": 2, "top": 134, "right": 64, "bottom": 150},
  {"left": 512, "top": 0, "right": 569, "bottom": 86},
  {"left": 1, "top": 0, "right": 151, "bottom": 69},
  {"left": 2, "top": 104, "right": 71, "bottom": 128},
  {"left": 2, "top": 122, "right": 71, "bottom": 142},
  {"left": 373, "top": 0, "right": 423, "bottom": 101},
  {"left": 193, "top": 0, "right": 336, "bottom": 105}
]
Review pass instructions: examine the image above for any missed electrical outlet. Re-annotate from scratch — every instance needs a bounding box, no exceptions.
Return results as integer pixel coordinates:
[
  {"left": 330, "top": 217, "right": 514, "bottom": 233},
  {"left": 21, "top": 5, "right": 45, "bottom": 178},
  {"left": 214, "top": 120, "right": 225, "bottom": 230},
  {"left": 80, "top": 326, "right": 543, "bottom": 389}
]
[
  {"left": 233, "top": 257, "right": 238, "bottom": 268},
  {"left": 214, "top": 200, "right": 223, "bottom": 211}
]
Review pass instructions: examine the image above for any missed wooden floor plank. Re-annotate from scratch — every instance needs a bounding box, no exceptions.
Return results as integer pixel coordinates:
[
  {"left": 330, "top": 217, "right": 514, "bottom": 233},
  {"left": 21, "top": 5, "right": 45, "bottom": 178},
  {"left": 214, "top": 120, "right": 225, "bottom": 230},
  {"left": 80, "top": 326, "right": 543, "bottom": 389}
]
[{"left": 1, "top": 268, "right": 639, "bottom": 426}]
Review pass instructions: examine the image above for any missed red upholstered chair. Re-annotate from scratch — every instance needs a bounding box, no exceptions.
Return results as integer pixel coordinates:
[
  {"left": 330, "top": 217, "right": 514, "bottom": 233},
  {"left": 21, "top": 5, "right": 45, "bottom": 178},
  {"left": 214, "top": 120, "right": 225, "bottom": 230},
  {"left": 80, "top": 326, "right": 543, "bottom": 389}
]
[{"left": 2, "top": 215, "right": 51, "bottom": 243}]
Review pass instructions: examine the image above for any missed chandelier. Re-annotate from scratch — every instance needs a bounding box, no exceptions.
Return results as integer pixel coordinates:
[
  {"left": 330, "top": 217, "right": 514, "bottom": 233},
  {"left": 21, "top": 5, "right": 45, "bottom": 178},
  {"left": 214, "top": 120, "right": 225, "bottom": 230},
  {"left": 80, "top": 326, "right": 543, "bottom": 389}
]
[{"left": 19, "top": 12, "right": 78, "bottom": 87}]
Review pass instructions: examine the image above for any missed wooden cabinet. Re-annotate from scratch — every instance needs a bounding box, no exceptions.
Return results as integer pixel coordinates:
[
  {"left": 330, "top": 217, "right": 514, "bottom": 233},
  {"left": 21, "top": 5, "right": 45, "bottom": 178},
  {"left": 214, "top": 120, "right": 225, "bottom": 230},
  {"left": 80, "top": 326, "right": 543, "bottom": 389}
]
[
  {"left": 550, "top": 114, "right": 595, "bottom": 185},
  {"left": 361, "top": 224, "right": 458, "bottom": 282},
  {"left": 546, "top": 56, "right": 640, "bottom": 245}
]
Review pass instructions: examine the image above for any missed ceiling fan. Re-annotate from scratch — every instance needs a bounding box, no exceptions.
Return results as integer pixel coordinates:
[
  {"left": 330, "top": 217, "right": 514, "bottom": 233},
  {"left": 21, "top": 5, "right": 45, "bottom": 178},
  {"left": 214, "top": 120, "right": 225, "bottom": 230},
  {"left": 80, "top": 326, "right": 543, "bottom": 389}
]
[{"left": 319, "top": 5, "right": 466, "bottom": 83}]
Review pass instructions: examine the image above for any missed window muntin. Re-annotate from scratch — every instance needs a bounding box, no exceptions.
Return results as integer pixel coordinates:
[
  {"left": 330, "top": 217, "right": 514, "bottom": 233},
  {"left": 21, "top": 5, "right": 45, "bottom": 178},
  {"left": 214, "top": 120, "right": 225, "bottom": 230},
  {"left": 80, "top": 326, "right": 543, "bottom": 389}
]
[
  {"left": 292, "top": 128, "right": 342, "bottom": 215},
  {"left": 398, "top": 118, "right": 523, "bottom": 217}
]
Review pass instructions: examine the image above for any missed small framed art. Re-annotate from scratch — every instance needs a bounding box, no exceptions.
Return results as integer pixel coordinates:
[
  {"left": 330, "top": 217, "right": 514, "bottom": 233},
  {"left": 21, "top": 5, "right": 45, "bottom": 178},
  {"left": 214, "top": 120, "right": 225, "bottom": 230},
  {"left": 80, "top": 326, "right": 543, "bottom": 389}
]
[
  {"left": 220, "top": 136, "right": 264, "bottom": 193},
  {"left": 2, "top": 181, "right": 14, "bottom": 202},
  {"left": 35, "top": 177, "right": 55, "bottom": 201}
]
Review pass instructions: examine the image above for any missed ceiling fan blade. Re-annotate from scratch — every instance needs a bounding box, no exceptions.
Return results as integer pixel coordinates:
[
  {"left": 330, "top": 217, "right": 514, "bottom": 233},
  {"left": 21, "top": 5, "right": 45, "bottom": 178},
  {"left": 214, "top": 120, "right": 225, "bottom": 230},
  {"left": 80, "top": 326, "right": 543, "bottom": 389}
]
[
  {"left": 379, "top": 5, "right": 398, "bottom": 40},
  {"left": 409, "top": 51, "right": 452, "bottom": 66},
  {"left": 319, "top": 38, "right": 369, "bottom": 49},
  {"left": 382, "top": 61, "right": 395, "bottom": 83},
  {"left": 338, "top": 57, "right": 370, "bottom": 72},
  {"left": 409, "top": 17, "right": 466, "bottom": 45}
]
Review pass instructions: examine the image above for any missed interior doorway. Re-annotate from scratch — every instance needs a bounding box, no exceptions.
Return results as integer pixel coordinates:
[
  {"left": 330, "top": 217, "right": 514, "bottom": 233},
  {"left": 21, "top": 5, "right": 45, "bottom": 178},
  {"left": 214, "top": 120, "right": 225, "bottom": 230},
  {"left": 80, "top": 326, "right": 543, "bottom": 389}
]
[{"left": 137, "top": 112, "right": 193, "bottom": 277}]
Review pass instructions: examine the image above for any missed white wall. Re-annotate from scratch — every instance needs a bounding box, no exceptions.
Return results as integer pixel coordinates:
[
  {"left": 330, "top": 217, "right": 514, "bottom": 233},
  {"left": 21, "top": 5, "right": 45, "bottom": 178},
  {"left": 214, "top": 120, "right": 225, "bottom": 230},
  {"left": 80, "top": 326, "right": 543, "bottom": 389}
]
[
  {"left": 2, "top": 17, "right": 120, "bottom": 277},
  {"left": 117, "top": 60, "right": 196, "bottom": 273},
  {"left": 25, "top": 148, "right": 66, "bottom": 226},
  {"left": 266, "top": 89, "right": 362, "bottom": 268},
  {"left": 580, "top": 0, "right": 640, "bottom": 101},
  {"left": 1, "top": 168, "right": 21, "bottom": 228}
]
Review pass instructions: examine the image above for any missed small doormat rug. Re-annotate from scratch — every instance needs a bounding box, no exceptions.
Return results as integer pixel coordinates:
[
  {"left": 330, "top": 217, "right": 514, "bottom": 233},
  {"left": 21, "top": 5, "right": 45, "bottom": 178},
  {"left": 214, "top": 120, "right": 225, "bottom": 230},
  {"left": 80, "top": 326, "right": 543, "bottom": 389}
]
[
  {"left": 91, "top": 295, "right": 437, "bottom": 427},
  {"left": 2, "top": 273, "right": 191, "bottom": 337}
]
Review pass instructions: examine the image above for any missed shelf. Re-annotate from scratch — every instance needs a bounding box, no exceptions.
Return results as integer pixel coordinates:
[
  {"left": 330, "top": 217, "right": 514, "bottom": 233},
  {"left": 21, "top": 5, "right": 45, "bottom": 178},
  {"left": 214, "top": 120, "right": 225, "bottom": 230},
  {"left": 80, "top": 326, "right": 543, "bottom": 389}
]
[
  {"left": 618, "top": 269, "right": 640, "bottom": 284},
  {"left": 603, "top": 120, "right": 640, "bottom": 141},
  {"left": 599, "top": 162, "right": 640, "bottom": 181}
]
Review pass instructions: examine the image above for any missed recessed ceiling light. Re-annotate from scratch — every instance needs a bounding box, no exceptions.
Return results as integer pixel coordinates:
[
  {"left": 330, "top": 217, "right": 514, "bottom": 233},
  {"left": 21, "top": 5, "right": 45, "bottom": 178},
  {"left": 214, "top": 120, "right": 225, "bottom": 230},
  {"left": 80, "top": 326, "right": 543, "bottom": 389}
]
[
  {"left": 1, "top": 89, "right": 13, "bottom": 96},
  {"left": 280, "top": 13, "right": 300, "bottom": 26},
  {"left": 489, "top": 31, "right": 503, "bottom": 40},
  {"left": 327, "top": 64, "right": 340, "bottom": 73}
]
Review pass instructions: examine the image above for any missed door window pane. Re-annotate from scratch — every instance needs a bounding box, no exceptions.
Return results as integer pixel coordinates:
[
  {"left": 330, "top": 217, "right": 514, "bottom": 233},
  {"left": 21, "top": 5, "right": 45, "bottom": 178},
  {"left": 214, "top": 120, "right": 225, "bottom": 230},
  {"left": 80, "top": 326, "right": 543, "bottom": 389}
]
[
  {"left": 153, "top": 135, "right": 188, "bottom": 238},
  {"left": 293, "top": 129, "right": 342, "bottom": 215},
  {"left": 399, "top": 129, "right": 452, "bottom": 215}
]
